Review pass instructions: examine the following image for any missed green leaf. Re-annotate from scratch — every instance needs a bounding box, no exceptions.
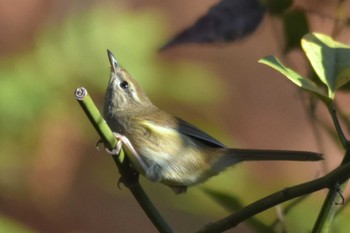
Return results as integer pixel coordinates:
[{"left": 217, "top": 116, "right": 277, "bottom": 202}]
[
  {"left": 202, "top": 188, "right": 244, "bottom": 211},
  {"left": 259, "top": 56, "right": 327, "bottom": 98},
  {"left": 202, "top": 188, "right": 277, "bottom": 233},
  {"left": 0, "top": 216, "right": 35, "bottom": 233},
  {"left": 301, "top": 32, "right": 350, "bottom": 98}
]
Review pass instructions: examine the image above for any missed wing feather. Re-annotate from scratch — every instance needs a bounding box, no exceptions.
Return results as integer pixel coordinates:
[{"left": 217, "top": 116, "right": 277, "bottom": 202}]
[
  {"left": 139, "top": 112, "right": 225, "bottom": 148},
  {"left": 175, "top": 117, "right": 225, "bottom": 148}
]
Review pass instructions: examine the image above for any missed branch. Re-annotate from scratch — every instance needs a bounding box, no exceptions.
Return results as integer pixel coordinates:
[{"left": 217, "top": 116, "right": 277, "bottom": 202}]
[
  {"left": 74, "top": 87, "right": 174, "bottom": 233},
  {"left": 270, "top": 194, "right": 309, "bottom": 228},
  {"left": 196, "top": 162, "right": 350, "bottom": 233},
  {"left": 311, "top": 102, "right": 350, "bottom": 233}
]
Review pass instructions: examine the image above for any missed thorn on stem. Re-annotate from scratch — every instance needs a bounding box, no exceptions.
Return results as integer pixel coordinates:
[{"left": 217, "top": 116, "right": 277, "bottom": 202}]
[{"left": 335, "top": 183, "right": 345, "bottom": 205}]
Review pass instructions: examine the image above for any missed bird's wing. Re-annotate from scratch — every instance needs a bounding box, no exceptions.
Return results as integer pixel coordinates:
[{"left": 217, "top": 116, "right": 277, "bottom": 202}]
[
  {"left": 175, "top": 117, "right": 225, "bottom": 148},
  {"left": 139, "top": 112, "right": 225, "bottom": 148}
]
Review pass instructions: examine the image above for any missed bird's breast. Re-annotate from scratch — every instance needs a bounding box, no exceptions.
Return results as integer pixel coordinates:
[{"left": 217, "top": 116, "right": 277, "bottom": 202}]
[{"left": 126, "top": 120, "right": 212, "bottom": 186}]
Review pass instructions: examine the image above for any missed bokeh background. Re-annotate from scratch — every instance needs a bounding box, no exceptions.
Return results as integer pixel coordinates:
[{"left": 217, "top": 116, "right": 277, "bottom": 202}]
[{"left": 1, "top": 0, "right": 350, "bottom": 232}]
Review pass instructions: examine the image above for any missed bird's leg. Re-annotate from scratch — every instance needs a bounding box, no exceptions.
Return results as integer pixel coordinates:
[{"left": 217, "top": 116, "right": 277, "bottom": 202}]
[
  {"left": 97, "top": 133, "right": 163, "bottom": 185},
  {"left": 97, "top": 132, "right": 123, "bottom": 155},
  {"left": 96, "top": 133, "right": 131, "bottom": 156},
  {"left": 111, "top": 133, "right": 166, "bottom": 183},
  {"left": 96, "top": 133, "right": 142, "bottom": 189},
  {"left": 109, "top": 133, "right": 149, "bottom": 173},
  {"left": 95, "top": 137, "right": 122, "bottom": 154},
  {"left": 97, "top": 132, "right": 147, "bottom": 170}
]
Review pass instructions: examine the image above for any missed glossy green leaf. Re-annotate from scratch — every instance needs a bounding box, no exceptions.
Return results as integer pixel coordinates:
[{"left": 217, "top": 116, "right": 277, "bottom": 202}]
[
  {"left": 259, "top": 56, "right": 326, "bottom": 97},
  {"left": 301, "top": 33, "right": 350, "bottom": 98}
]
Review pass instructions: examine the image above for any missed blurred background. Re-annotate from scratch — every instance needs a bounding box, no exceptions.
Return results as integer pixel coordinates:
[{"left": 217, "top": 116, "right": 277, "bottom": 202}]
[{"left": 1, "top": 0, "right": 350, "bottom": 232}]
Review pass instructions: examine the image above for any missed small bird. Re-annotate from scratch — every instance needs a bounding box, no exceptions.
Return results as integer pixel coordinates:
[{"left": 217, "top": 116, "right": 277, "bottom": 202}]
[{"left": 103, "top": 50, "right": 322, "bottom": 193}]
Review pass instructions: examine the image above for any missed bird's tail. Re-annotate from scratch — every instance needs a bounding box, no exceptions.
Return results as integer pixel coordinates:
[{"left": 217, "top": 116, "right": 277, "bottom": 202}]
[{"left": 211, "top": 148, "right": 322, "bottom": 173}]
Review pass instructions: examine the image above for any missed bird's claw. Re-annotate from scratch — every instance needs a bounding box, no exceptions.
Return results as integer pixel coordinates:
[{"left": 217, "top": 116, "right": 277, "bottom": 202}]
[
  {"left": 96, "top": 133, "right": 125, "bottom": 156},
  {"left": 104, "top": 137, "right": 123, "bottom": 155},
  {"left": 117, "top": 177, "right": 123, "bottom": 190},
  {"left": 96, "top": 133, "right": 142, "bottom": 191},
  {"left": 96, "top": 139, "right": 103, "bottom": 150}
]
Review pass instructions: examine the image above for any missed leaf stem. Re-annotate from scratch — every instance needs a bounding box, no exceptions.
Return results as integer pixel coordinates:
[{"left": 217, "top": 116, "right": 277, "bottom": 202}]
[{"left": 196, "top": 162, "right": 350, "bottom": 233}]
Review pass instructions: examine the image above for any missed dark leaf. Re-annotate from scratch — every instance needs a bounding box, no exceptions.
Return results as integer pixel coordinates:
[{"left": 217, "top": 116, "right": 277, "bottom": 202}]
[
  {"left": 265, "top": 0, "right": 293, "bottom": 15},
  {"left": 160, "top": 0, "right": 266, "bottom": 51},
  {"left": 283, "top": 9, "right": 309, "bottom": 53}
]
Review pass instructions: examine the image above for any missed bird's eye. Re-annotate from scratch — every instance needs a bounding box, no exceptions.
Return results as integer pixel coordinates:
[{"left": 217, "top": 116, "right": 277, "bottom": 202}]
[{"left": 120, "top": 81, "right": 129, "bottom": 89}]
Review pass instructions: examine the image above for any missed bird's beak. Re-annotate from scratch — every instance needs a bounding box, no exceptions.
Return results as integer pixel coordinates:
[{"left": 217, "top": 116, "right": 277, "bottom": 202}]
[
  {"left": 107, "top": 49, "right": 118, "bottom": 71},
  {"left": 106, "top": 49, "right": 119, "bottom": 85}
]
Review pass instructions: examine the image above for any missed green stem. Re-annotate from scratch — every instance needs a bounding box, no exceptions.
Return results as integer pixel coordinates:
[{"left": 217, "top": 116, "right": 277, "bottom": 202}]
[
  {"left": 74, "top": 87, "right": 174, "bottom": 233},
  {"left": 196, "top": 162, "right": 350, "bottom": 233},
  {"left": 311, "top": 102, "right": 350, "bottom": 233},
  {"left": 328, "top": 102, "right": 347, "bottom": 148}
]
